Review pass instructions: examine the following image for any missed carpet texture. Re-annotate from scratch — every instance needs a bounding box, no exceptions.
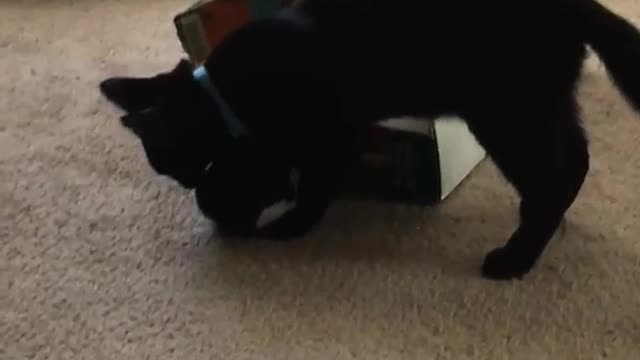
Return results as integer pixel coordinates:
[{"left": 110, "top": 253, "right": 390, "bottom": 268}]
[{"left": 2, "top": 0, "right": 640, "bottom": 359}]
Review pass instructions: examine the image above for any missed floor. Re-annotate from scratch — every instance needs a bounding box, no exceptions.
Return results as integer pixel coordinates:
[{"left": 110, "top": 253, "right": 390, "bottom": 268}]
[{"left": 1, "top": 0, "right": 639, "bottom": 359}]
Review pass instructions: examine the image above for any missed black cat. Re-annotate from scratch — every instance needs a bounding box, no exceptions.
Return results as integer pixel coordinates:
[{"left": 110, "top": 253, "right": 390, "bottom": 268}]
[{"left": 100, "top": 0, "right": 640, "bottom": 280}]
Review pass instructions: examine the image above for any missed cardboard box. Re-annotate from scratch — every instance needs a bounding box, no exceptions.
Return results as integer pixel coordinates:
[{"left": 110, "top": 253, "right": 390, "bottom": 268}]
[
  {"left": 346, "top": 117, "right": 486, "bottom": 204},
  {"left": 174, "top": 0, "right": 486, "bottom": 205},
  {"left": 175, "top": 0, "right": 295, "bottom": 65}
]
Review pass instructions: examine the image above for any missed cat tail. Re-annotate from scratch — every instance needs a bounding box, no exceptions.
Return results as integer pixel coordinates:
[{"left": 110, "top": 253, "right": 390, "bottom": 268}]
[{"left": 578, "top": 0, "right": 640, "bottom": 111}]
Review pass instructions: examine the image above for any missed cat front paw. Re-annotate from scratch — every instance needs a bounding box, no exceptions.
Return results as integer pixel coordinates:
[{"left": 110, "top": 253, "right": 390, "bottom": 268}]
[
  {"left": 257, "top": 210, "right": 316, "bottom": 240},
  {"left": 481, "top": 246, "right": 536, "bottom": 280}
]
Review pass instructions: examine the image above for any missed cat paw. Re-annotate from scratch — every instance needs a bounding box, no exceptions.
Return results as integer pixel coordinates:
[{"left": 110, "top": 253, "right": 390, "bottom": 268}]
[
  {"left": 216, "top": 220, "right": 257, "bottom": 239},
  {"left": 257, "top": 211, "right": 314, "bottom": 241},
  {"left": 481, "top": 246, "right": 535, "bottom": 280}
]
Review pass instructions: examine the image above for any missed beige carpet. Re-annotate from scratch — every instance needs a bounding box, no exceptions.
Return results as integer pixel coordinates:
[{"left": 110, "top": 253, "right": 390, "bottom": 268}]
[{"left": 2, "top": 0, "right": 640, "bottom": 359}]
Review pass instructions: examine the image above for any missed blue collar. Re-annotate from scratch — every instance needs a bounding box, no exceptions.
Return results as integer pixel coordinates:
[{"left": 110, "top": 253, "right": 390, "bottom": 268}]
[{"left": 192, "top": 65, "right": 247, "bottom": 139}]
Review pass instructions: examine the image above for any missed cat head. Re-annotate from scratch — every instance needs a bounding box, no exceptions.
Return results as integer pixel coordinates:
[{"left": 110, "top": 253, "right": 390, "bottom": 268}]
[
  {"left": 99, "top": 59, "right": 296, "bottom": 228},
  {"left": 99, "top": 59, "right": 233, "bottom": 189}
]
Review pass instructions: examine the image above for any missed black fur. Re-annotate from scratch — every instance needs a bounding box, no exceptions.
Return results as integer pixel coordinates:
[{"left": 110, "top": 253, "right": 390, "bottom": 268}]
[{"left": 100, "top": 0, "right": 640, "bottom": 280}]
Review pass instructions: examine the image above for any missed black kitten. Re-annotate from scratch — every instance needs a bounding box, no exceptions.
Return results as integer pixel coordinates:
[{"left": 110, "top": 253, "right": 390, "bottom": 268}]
[{"left": 100, "top": 0, "right": 640, "bottom": 280}]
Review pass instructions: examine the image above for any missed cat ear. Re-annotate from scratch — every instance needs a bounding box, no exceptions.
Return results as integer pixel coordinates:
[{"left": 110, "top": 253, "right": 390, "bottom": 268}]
[
  {"left": 120, "top": 108, "right": 172, "bottom": 148},
  {"left": 99, "top": 59, "right": 193, "bottom": 113},
  {"left": 120, "top": 111, "right": 147, "bottom": 136},
  {"left": 99, "top": 76, "right": 165, "bottom": 113},
  {"left": 120, "top": 108, "right": 164, "bottom": 139}
]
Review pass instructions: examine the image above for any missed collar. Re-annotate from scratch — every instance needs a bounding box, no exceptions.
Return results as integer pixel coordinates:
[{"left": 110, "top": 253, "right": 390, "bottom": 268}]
[{"left": 192, "top": 65, "right": 247, "bottom": 139}]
